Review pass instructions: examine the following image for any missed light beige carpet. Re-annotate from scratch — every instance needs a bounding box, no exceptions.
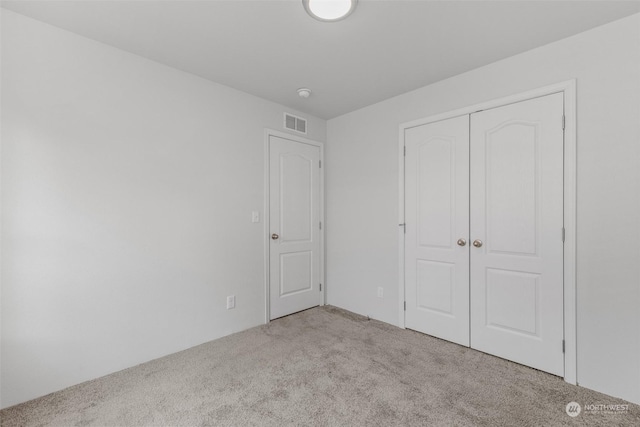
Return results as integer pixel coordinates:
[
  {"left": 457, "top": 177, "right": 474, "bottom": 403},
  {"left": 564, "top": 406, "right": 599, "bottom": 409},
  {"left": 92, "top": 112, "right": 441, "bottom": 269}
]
[{"left": 1, "top": 306, "right": 639, "bottom": 426}]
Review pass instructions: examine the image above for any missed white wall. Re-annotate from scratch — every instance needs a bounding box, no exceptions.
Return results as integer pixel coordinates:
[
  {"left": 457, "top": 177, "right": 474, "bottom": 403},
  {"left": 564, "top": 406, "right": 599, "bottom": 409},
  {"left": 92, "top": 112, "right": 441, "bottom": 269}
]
[
  {"left": 326, "top": 14, "right": 640, "bottom": 404},
  {"left": 0, "top": 10, "right": 325, "bottom": 409}
]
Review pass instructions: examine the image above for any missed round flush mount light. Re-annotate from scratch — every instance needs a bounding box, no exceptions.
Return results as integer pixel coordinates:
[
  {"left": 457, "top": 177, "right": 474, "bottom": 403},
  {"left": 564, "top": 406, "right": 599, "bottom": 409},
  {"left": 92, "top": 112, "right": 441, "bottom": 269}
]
[
  {"left": 297, "top": 88, "right": 312, "bottom": 98},
  {"left": 303, "top": 0, "right": 357, "bottom": 22}
]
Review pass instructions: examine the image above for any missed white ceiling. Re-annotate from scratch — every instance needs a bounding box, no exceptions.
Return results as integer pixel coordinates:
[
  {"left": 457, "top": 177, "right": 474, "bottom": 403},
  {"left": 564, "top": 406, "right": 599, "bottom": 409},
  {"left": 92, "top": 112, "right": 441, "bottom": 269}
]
[{"left": 2, "top": 0, "right": 639, "bottom": 119}]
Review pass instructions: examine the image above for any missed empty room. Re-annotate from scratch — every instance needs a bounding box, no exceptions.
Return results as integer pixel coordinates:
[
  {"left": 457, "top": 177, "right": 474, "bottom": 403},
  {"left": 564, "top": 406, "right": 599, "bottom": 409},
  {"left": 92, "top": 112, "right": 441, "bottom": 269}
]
[{"left": 1, "top": 0, "right": 640, "bottom": 425}]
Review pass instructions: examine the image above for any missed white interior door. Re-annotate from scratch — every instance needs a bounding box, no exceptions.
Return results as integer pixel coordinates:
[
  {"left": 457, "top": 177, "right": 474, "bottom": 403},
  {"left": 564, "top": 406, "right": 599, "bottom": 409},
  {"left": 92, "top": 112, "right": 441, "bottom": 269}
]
[
  {"left": 470, "top": 93, "right": 564, "bottom": 376},
  {"left": 269, "top": 136, "right": 321, "bottom": 320},
  {"left": 405, "top": 115, "right": 470, "bottom": 346}
]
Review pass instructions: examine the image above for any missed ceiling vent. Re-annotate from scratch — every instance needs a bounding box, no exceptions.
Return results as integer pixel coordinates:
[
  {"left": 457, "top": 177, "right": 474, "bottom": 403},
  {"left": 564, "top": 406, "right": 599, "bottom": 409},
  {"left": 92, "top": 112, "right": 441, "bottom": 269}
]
[{"left": 284, "top": 113, "right": 307, "bottom": 135}]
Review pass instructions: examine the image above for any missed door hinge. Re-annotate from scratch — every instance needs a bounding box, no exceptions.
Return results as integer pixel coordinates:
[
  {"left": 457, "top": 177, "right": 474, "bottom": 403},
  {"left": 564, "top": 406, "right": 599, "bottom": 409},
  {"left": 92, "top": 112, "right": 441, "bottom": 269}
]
[
  {"left": 562, "top": 340, "right": 565, "bottom": 353},
  {"left": 404, "top": 301, "right": 406, "bottom": 311},
  {"left": 399, "top": 223, "right": 406, "bottom": 234},
  {"left": 319, "top": 221, "right": 322, "bottom": 230},
  {"left": 562, "top": 227, "right": 565, "bottom": 242},
  {"left": 319, "top": 160, "right": 322, "bottom": 168},
  {"left": 319, "top": 283, "right": 322, "bottom": 292},
  {"left": 404, "top": 146, "right": 406, "bottom": 156},
  {"left": 562, "top": 115, "right": 565, "bottom": 130}
]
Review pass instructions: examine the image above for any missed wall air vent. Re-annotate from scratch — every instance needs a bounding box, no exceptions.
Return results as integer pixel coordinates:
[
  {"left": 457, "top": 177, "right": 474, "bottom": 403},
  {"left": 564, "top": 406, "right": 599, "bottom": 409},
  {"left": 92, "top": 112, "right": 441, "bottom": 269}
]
[{"left": 284, "top": 113, "right": 307, "bottom": 135}]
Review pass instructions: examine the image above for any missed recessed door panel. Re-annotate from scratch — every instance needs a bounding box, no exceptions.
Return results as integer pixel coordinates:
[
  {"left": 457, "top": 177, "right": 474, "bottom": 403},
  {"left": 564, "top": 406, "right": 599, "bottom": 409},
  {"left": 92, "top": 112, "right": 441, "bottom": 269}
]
[
  {"left": 418, "top": 139, "right": 454, "bottom": 249},
  {"left": 269, "top": 136, "right": 320, "bottom": 320},
  {"left": 417, "top": 260, "right": 455, "bottom": 316},
  {"left": 405, "top": 115, "right": 470, "bottom": 347},
  {"left": 485, "top": 269, "right": 539, "bottom": 336},
  {"left": 281, "top": 154, "right": 312, "bottom": 243},
  {"left": 486, "top": 123, "right": 538, "bottom": 255},
  {"left": 280, "top": 251, "right": 312, "bottom": 296},
  {"left": 470, "top": 93, "right": 564, "bottom": 376}
]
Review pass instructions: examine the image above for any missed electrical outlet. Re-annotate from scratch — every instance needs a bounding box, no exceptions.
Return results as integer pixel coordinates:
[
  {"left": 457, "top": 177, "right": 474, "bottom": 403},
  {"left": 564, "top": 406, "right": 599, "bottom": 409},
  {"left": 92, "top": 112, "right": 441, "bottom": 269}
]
[
  {"left": 377, "top": 287, "right": 383, "bottom": 298},
  {"left": 251, "top": 211, "right": 260, "bottom": 223},
  {"left": 226, "top": 295, "right": 235, "bottom": 309}
]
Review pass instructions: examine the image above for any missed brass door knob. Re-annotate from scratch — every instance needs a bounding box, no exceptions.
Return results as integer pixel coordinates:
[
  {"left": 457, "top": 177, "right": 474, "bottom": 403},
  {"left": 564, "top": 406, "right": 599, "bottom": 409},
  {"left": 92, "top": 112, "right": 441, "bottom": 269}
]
[
  {"left": 457, "top": 238, "right": 467, "bottom": 247},
  {"left": 271, "top": 233, "right": 279, "bottom": 240},
  {"left": 473, "top": 239, "right": 483, "bottom": 248}
]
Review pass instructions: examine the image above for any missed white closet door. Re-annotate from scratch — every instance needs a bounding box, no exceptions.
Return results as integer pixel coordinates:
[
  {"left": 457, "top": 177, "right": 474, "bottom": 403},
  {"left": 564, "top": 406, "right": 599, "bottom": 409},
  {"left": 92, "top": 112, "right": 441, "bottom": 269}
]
[
  {"left": 405, "top": 115, "right": 470, "bottom": 346},
  {"left": 269, "top": 136, "right": 320, "bottom": 320},
  {"left": 470, "top": 93, "right": 564, "bottom": 376}
]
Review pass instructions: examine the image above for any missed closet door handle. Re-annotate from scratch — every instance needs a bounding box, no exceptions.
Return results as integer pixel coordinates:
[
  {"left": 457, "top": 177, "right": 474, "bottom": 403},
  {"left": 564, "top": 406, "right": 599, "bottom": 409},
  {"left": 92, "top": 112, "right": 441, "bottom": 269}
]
[
  {"left": 473, "top": 239, "right": 483, "bottom": 248},
  {"left": 457, "top": 238, "right": 467, "bottom": 247}
]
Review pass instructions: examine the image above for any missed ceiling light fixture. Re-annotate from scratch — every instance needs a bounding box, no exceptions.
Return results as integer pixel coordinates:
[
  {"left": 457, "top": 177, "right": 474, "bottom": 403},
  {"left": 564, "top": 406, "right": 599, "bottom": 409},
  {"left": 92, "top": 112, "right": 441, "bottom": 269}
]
[{"left": 303, "top": 0, "right": 357, "bottom": 22}]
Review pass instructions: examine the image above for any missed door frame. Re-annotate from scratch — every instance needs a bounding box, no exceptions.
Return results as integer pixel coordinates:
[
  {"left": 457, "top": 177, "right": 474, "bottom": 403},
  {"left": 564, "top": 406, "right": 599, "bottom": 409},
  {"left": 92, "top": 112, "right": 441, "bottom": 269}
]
[
  {"left": 263, "top": 129, "right": 325, "bottom": 324},
  {"left": 397, "top": 80, "right": 577, "bottom": 385}
]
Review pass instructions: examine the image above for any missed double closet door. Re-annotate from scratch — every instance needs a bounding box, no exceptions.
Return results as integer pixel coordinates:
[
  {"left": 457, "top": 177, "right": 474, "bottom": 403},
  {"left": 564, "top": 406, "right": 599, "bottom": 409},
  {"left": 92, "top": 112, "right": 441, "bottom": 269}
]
[{"left": 404, "top": 93, "right": 565, "bottom": 376}]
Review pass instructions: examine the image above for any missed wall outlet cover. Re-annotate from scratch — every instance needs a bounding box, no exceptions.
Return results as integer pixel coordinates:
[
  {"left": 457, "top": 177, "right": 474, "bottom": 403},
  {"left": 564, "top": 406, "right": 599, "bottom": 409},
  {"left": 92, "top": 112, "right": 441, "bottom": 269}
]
[{"left": 226, "top": 295, "right": 236, "bottom": 309}]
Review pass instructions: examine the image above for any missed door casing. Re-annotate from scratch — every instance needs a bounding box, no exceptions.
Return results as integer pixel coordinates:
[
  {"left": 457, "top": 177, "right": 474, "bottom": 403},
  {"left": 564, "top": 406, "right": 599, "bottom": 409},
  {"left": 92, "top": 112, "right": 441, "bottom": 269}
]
[
  {"left": 398, "top": 80, "right": 577, "bottom": 385},
  {"left": 264, "top": 129, "right": 325, "bottom": 323}
]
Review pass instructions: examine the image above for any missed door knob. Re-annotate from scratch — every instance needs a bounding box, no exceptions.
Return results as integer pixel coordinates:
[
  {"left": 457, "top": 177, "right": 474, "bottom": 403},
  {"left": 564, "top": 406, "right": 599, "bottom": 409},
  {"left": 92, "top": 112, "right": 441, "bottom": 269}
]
[
  {"left": 457, "top": 238, "right": 467, "bottom": 247},
  {"left": 271, "top": 233, "right": 279, "bottom": 240},
  {"left": 473, "top": 239, "right": 483, "bottom": 248}
]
